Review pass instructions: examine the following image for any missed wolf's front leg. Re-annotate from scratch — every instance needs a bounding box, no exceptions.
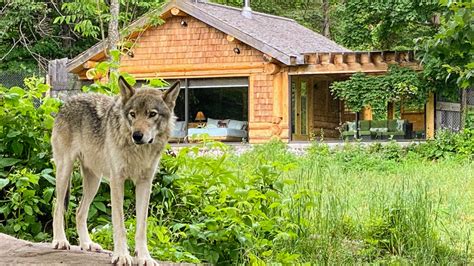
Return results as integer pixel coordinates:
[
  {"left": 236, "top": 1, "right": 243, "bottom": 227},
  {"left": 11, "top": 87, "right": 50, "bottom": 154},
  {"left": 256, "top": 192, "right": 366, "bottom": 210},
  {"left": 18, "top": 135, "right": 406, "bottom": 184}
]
[
  {"left": 134, "top": 178, "right": 158, "bottom": 266},
  {"left": 110, "top": 178, "right": 133, "bottom": 266}
]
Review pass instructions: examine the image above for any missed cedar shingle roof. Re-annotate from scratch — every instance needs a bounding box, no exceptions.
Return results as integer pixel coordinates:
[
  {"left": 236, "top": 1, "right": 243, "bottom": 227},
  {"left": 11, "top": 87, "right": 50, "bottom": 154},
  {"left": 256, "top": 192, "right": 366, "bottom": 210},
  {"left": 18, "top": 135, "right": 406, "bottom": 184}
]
[
  {"left": 67, "top": 0, "right": 350, "bottom": 72},
  {"left": 189, "top": 1, "right": 350, "bottom": 62}
]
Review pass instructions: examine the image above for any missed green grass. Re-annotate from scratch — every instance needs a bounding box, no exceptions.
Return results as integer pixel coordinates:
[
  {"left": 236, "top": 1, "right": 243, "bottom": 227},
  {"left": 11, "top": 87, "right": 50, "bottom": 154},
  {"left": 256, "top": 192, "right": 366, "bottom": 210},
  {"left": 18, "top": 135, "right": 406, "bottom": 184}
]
[{"left": 272, "top": 143, "right": 474, "bottom": 264}]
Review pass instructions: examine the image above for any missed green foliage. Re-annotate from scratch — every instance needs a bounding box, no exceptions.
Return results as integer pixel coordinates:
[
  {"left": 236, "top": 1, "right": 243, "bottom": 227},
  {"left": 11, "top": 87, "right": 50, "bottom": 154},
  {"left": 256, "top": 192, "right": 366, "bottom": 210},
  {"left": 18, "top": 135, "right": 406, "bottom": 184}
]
[
  {"left": 334, "top": 0, "right": 441, "bottom": 50},
  {"left": 409, "top": 128, "right": 474, "bottom": 160},
  {"left": 0, "top": 77, "right": 61, "bottom": 173},
  {"left": 0, "top": 78, "right": 60, "bottom": 241},
  {"left": 419, "top": 2, "right": 473, "bottom": 91},
  {"left": 55, "top": 0, "right": 166, "bottom": 38},
  {"left": 330, "top": 65, "right": 427, "bottom": 115},
  {"left": 0, "top": 168, "right": 54, "bottom": 242},
  {"left": 82, "top": 50, "right": 167, "bottom": 94}
]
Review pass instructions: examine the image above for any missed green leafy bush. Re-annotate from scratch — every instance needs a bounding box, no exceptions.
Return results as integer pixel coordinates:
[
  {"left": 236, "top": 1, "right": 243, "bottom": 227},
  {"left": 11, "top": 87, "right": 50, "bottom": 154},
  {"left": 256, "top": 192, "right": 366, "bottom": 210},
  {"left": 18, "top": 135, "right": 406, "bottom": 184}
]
[
  {"left": 410, "top": 129, "right": 474, "bottom": 160},
  {"left": 0, "top": 77, "right": 60, "bottom": 173},
  {"left": 0, "top": 78, "right": 60, "bottom": 241}
]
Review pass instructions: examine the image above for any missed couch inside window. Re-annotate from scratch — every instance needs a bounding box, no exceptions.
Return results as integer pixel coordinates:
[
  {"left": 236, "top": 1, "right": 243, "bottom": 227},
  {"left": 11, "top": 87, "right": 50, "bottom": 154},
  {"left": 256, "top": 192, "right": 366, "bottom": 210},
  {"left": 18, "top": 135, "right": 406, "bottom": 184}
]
[{"left": 188, "top": 118, "right": 248, "bottom": 142}]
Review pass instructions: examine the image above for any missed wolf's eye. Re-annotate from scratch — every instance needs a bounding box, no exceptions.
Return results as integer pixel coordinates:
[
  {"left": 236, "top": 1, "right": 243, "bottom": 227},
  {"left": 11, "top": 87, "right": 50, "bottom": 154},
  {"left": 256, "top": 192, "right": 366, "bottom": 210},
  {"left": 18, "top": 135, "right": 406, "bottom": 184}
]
[
  {"left": 129, "top": 111, "right": 136, "bottom": 118},
  {"left": 149, "top": 111, "right": 158, "bottom": 118}
]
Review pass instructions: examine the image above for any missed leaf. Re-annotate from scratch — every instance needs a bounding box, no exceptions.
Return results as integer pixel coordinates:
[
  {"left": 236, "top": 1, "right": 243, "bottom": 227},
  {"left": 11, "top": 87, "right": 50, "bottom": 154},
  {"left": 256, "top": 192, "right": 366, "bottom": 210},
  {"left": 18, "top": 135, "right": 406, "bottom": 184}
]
[
  {"left": 14, "top": 224, "right": 21, "bottom": 232},
  {"left": 0, "top": 178, "right": 9, "bottom": 190},
  {"left": 0, "top": 158, "right": 21, "bottom": 168},
  {"left": 41, "top": 172, "right": 56, "bottom": 185},
  {"left": 24, "top": 205, "right": 33, "bottom": 215},
  {"left": 6, "top": 131, "right": 21, "bottom": 138},
  {"left": 93, "top": 201, "right": 107, "bottom": 213},
  {"left": 203, "top": 205, "right": 217, "bottom": 214}
]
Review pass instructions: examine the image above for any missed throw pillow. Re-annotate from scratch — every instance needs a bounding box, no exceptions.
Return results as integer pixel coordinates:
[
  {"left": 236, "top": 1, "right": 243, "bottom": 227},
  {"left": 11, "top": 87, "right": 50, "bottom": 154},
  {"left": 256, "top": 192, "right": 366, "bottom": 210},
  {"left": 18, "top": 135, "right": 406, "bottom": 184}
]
[
  {"left": 228, "top": 119, "right": 247, "bottom": 130},
  {"left": 396, "top": 120, "right": 405, "bottom": 132},
  {"left": 347, "top": 122, "right": 356, "bottom": 131},
  {"left": 207, "top": 118, "right": 219, "bottom": 128}
]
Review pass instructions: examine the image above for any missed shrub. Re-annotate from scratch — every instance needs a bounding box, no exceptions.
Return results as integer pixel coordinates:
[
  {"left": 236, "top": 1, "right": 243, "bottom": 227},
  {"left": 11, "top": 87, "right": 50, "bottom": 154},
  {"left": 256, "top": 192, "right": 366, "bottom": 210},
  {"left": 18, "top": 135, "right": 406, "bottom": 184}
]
[
  {"left": 410, "top": 129, "right": 474, "bottom": 160},
  {"left": 0, "top": 78, "right": 60, "bottom": 241}
]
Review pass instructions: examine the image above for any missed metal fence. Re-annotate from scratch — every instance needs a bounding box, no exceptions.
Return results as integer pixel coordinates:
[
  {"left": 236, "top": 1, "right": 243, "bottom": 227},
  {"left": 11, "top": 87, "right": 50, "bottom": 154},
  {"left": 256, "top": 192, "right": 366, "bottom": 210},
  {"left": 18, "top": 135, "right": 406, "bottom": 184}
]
[
  {"left": 0, "top": 71, "right": 45, "bottom": 88},
  {"left": 436, "top": 89, "right": 474, "bottom": 131}
]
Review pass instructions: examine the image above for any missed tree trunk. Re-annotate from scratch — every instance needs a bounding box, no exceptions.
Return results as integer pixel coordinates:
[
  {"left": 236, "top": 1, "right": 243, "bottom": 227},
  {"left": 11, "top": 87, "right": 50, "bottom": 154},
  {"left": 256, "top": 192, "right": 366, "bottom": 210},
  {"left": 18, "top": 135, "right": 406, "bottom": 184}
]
[
  {"left": 322, "top": 0, "right": 331, "bottom": 38},
  {"left": 108, "top": 0, "right": 120, "bottom": 75},
  {"left": 108, "top": 0, "right": 120, "bottom": 52}
]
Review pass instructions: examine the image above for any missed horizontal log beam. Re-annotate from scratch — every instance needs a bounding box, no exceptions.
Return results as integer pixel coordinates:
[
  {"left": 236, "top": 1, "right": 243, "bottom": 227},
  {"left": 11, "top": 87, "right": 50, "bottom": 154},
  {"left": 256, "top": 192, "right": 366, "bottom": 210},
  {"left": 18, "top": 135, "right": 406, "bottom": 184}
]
[
  {"left": 304, "top": 51, "right": 416, "bottom": 66},
  {"left": 289, "top": 61, "right": 421, "bottom": 75},
  {"left": 82, "top": 60, "right": 98, "bottom": 69},
  {"left": 171, "top": 7, "right": 187, "bottom": 16},
  {"left": 119, "top": 62, "right": 265, "bottom": 74}
]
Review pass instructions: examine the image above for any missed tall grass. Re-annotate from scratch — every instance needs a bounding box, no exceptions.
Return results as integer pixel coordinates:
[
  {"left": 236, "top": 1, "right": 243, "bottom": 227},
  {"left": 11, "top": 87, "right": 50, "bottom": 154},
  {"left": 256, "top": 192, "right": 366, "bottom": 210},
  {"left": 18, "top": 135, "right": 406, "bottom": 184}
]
[{"left": 270, "top": 142, "right": 473, "bottom": 264}]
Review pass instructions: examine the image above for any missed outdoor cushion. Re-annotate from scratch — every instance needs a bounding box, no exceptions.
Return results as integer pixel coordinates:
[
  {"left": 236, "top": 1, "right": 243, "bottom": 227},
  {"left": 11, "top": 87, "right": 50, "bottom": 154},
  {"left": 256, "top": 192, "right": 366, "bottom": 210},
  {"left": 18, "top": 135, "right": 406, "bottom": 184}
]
[
  {"left": 371, "top": 120, "right": 387, "bottom": 129},
  {"left": 387, "top": 120, "right": 398, "bottom": 132},
  {"left": 359, "top": 120, "right": 371, "bottom": 131}
]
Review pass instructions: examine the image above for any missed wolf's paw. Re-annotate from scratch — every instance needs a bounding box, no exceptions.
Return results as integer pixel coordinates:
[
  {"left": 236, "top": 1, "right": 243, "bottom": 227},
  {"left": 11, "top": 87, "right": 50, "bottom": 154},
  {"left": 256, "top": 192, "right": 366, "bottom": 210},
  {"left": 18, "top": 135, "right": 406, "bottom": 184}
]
[
  {"left": 135, "top": 255, "right": 159, "bottom": 266},
  {"left": 111, "top": 253, "right": 134, "bottom": 266},
  {"left": 52, "top": 239, "right": 70, "bottom": 250},
  {"left": 80, "top": 241, "right": 103, "bottom": 252}
]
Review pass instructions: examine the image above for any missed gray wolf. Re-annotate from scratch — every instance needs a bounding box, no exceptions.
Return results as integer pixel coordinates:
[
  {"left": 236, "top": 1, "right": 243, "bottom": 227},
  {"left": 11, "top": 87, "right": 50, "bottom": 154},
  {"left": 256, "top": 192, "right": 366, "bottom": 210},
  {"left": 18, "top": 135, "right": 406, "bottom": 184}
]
[{"left": 51, "top": 76, "right": 180, "bottom": 266}]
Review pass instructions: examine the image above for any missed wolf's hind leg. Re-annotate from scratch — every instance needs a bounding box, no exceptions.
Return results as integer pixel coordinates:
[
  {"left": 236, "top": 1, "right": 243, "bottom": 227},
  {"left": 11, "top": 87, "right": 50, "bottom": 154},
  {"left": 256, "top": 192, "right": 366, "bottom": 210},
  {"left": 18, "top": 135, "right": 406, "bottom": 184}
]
[
  {"left": 76, "top": 165, "right": 103, "bottom": 252},
  {"left": 52, "top": 156, "right": 74, "bottom": 250}
]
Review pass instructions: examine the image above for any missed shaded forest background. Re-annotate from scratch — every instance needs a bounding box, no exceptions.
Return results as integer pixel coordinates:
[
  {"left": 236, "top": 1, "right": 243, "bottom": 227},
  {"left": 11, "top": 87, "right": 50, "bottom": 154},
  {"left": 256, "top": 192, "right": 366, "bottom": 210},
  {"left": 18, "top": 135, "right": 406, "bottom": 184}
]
[
  {"left": 0, "top": 0, "right": 472, "bottom": 96},
  {"left": 0, "top": 0, "right": 442, "bottom": 73}
]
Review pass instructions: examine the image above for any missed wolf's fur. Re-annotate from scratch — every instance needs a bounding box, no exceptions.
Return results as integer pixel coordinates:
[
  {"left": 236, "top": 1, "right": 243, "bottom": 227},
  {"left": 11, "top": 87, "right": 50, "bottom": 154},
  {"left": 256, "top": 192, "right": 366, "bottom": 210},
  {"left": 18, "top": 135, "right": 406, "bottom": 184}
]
[{"left": 51, "top": 77, "right": 180, "bottom": 266}]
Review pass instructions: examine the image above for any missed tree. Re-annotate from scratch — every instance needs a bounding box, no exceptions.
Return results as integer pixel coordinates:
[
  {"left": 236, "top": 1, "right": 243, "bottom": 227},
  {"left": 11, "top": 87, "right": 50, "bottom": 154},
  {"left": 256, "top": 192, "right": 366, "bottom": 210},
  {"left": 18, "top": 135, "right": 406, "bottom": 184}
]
[
  {"left": 333, "top": 1, "right": 442, "bottom": 50},
  {"left": 108, "top": 0, "right": 120, "bottom": 74},
  {"left": 0, "top": 0, "right": 166, "bottom": 73},
  {"left": 420, "top": 2, "right": 473, "bottom": 90}
]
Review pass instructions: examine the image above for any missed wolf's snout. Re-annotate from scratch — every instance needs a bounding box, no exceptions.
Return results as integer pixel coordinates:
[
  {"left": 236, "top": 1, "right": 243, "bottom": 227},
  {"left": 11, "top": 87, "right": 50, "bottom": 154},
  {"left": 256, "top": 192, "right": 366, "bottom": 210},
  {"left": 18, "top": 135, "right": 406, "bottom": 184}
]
[{"left": 132, "top": 131, "right": 144, "bottom": 143}]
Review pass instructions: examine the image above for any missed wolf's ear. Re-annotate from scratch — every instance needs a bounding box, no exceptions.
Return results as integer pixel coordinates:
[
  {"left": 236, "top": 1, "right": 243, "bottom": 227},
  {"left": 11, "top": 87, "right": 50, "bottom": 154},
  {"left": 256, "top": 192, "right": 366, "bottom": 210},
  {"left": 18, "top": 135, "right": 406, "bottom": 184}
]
[
  {"left": 118, "top": 76, "right": 135, "bottom": 104},
  {"left": 163, "top": 81, "right": 181, "bottom": 110}
]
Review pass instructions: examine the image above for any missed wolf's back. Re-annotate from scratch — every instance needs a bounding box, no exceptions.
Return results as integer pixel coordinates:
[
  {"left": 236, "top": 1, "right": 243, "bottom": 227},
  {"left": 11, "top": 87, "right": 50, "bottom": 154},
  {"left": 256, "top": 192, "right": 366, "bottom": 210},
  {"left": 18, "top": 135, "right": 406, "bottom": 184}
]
[{"left": 52, "top": 93, "right": 117, "bottom": 148}]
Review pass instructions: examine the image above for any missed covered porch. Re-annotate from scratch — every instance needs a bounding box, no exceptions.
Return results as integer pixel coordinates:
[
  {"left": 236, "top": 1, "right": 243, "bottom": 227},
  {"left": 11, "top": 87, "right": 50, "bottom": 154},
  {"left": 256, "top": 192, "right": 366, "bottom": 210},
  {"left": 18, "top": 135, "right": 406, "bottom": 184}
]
[{"left": 286, "top": 51, "right": 432, "bottom": 142}]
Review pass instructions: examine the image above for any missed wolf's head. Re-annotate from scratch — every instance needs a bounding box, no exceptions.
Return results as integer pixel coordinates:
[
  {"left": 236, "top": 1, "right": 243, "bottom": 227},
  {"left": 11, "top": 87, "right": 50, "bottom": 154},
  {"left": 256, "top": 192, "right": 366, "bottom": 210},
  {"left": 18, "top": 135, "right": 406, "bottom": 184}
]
[{"left": 118, "top": 76, "right": 180, "bottom": 145}]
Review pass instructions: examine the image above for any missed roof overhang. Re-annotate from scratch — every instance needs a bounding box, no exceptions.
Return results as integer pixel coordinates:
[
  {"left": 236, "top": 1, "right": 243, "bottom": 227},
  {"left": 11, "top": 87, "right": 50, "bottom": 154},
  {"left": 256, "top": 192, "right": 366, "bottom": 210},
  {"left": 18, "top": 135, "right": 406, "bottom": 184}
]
[
  {"left": 67, "top": 0, "right": 311, "bottom": 74},
  {"left": 289, "top": 50, "right": 421, "bottom": 75}
]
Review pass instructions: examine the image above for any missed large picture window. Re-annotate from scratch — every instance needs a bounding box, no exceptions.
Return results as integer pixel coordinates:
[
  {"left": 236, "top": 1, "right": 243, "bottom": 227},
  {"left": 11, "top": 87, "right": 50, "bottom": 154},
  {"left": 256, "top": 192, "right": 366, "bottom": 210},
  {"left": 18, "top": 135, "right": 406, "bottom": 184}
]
[{"left": 139, "top": 77, "right": 249, "bottom": 142}]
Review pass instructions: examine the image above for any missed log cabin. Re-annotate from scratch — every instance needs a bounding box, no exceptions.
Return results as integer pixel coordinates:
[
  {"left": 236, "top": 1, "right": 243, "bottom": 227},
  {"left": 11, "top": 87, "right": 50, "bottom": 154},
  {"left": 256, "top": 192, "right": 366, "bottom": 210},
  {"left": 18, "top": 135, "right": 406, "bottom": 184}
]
[{"left": 62, "top": 0, "right": 432, "bottom": 143}]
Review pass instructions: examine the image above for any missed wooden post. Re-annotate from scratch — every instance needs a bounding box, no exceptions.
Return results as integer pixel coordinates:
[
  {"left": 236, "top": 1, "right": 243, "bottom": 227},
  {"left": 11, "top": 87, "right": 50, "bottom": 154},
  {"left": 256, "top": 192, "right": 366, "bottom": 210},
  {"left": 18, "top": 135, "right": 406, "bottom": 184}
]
[
  {"left": 48, "top": 58, "right": 69, "bottom": 98},
  {"left": 426, "top": 92, "right": 435, "bottom": 139},
  {"left": 387, "top": 102, "right": 395, "bottom": 119},
  {"left": 361, "top": 106, "right": 373, "bottom": 120}
]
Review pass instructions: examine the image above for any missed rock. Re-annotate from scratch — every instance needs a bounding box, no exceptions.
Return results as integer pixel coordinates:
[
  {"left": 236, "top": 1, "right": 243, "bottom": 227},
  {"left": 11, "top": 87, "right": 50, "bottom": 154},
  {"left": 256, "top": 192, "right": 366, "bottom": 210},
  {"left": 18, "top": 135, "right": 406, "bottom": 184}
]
[
  {"left": 0, "top": 233, "right": 112, "bottom": 265},
  {"left": 0, "top": 233, "right": 194, "bottom": 266}
]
